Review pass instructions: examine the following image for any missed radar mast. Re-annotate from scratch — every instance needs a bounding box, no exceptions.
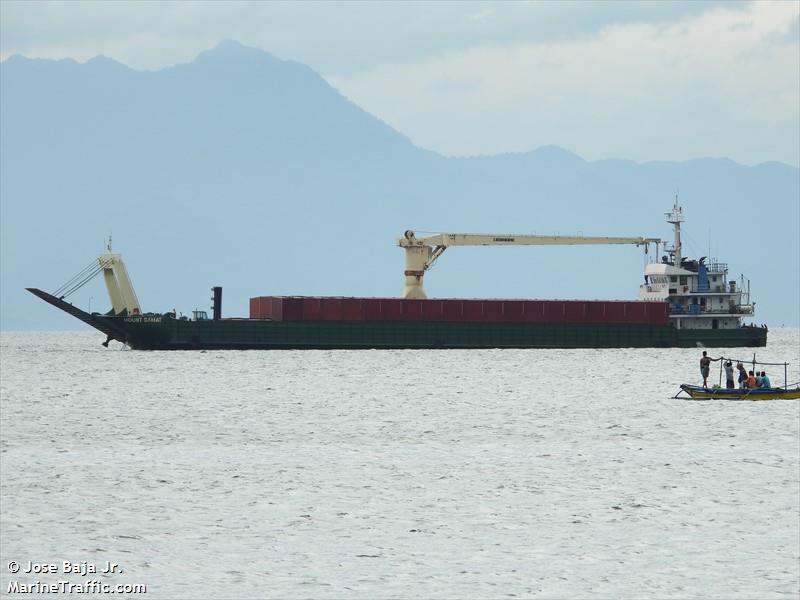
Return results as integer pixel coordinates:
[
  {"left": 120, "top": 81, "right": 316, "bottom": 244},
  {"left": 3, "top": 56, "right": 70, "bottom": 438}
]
[{"left": 665, "top": 196, "right": 684, "bottom": 266}]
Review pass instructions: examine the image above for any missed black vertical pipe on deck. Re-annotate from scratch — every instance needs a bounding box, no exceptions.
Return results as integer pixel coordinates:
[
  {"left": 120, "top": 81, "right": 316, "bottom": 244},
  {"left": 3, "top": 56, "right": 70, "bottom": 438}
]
[{"left": 212, "top": 286, "right": 222, "bottom": 320}]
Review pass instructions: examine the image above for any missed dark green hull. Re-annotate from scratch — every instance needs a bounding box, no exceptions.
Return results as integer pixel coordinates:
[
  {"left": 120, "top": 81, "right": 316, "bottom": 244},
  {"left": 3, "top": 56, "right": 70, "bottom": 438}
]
[
  {"left": 673, "top": 327, "right": 768, "bottom": 348},
  {"left": 110, "top": 317, "right": 670, "bottom": 349},
  {"left": 28, "top": 289, "right": 768, "bottom": 350},
  {"left": 98, "top": 315, "right": 768, "bottom": 350}
]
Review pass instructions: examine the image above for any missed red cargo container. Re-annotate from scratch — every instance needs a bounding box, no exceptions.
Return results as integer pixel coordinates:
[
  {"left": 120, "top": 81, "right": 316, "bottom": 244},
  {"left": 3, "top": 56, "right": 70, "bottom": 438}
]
[
  {"left": 422, "top": 300, "right": 443, "bottom": 320},
  {"left": 564, "top": 301, "right": 586, "bottom": 323},
  {"left": 442, "top": 299, "right": 463, "bottom": 321},
  {"left": 523, "top": 301, "right": 545, "bottom": 323},
  {"left": 503, "top": 301, "right": 524, "bottom": 322},
  {"left": 250, "top": 296, "right": 277, "bottom": 319},
  {"left": 401, "top": 299, "right": 422, "bottom": 321},
  {"left": 282, "top": 298, "right": 303, "bottom": 321},
  {"left": 342, "top": 298, "right": 364, "bottom": 321},
  {"left": 250, "top": 297, "right": 304, "bottom": 321},
  {"left": 482, "top": 300, "right": 503, "bottom": 322},
  {"left": 462, "top": 300, "right": 484, "bottom": 321},
  {"left": 624, "top": 301, "right": 646, "bottom": 325},
  {"left": 320, "top": 298, "right": 343, "bottom": 320},
  {"left": 250, "top": 295, "right": 670, "bottom": 325},
  {"left": 585, "top": 302, "right": 606, "bottom": 324},
  {"left": 272, "top": 297, "right": 284, "bottom": 321},
  {"left": 542, "top": 301, "right": 566, "bottom": 324},
  {"left": 655, "top": 302, "right": 670, "bottom": 324},
  {"left": 363, "top": 298, "right": 382, "bottom": 320},
  {"left": 381, "top": 299, "right": 402, "bottom": 321},
  {"left": 249, "top": 297, "right": 261, "bottom": 319},
  {"left": 300, "top": 298, "right": 320, "bottom": 320},
  {"left": 604, "top": 302, "right": 626, "bottom": 323}
]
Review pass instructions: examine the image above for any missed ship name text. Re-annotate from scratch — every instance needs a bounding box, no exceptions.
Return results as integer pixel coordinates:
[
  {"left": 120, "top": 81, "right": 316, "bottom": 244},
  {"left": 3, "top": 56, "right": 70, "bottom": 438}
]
[{"left": 123, "top": 316, "right": 162, "bottom": 323}]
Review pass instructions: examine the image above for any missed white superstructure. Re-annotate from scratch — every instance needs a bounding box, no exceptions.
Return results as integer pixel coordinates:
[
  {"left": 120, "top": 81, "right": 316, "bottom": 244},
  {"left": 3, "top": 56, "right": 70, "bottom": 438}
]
[{"left": 639, "top": 199, "right": 754, "bottom": 330}]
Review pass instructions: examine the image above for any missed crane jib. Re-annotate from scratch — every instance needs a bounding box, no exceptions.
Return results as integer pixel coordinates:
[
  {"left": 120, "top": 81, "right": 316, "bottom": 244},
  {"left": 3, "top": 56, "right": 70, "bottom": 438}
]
[{"left": 400, "top": 230, "right": 661, "bottom": 299}]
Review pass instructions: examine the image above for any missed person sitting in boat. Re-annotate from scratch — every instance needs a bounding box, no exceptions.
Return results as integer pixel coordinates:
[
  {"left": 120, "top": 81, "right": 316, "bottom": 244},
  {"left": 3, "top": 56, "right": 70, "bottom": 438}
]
[
  {"left": 736, "top": 363, "right": 748, "bottom": 388},
  {"left": 724, "top": 361, "right": 735, "bottom": 389},
  {"left": 700, "top": 351, "right": 720, "bottom": 388},
  {"left": 755, "top": 372, "right": 763, "bottom": 387},
  {"left": 760, "top": 371, "right": 771, "bottom": 388},
  {"left": 746, "top": 370, "right": 757, "bottom": 388}
]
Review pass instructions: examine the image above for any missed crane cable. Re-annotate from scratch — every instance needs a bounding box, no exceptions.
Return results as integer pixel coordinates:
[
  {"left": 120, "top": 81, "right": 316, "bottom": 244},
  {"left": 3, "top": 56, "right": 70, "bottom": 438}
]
[
  {"left": 53, "top": 258, "right": 112, "bottom": 299},
  {"left": 53, "top": 259, "right": 98, "bottom": 296}
]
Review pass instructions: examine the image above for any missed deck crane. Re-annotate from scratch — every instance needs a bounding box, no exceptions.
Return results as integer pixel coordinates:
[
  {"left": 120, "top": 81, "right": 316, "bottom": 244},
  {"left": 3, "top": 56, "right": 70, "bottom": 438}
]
[{"left": 397, "top": 230, "right": 662, "bottom": 299}]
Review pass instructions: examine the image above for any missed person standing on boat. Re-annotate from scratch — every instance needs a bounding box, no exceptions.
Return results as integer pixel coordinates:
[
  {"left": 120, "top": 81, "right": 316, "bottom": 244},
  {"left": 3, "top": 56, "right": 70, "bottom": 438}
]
[
  {"left": 700, "top": 351, "right": 720, "bottom": 388},
  {"left": 724, "top": 361, "right": 735, "bottom": 389},
  {"left": 737, "top": 363, "right": 748, "bottom": 388},
  {"left": 760, "top": 371, "right": 771, "bottom": 388}
]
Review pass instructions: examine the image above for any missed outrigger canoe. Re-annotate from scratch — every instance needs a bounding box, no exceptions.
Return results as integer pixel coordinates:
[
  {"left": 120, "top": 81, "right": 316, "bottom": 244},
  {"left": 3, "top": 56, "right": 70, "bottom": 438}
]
[{"left": 678, "top": 384, "right": 800, "bottom": 401}]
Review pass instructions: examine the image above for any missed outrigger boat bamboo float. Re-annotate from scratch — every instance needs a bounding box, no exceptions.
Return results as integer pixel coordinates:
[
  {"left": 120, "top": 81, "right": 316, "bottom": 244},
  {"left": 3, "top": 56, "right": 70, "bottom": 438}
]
[{"left": 675, "top": 355, "right": 800, "bottom": 401}]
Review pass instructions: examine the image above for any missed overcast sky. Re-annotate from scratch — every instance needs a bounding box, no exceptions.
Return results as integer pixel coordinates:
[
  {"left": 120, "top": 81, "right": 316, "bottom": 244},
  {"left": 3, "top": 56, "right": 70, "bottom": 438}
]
[{"left": 2, "top": 0, "right": 798, "bottom": 165}]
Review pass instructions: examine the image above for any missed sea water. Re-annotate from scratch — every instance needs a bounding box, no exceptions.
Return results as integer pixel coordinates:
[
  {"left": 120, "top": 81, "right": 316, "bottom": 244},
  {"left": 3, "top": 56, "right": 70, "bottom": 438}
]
[{"left": 1, "top": 329, "right": 798, "bottom": 599}]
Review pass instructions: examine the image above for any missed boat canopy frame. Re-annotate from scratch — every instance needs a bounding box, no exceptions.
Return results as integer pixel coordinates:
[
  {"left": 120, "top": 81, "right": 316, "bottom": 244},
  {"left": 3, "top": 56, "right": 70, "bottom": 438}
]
[{"left": 673, "top": 353, "right": 799, "bottom": 400}]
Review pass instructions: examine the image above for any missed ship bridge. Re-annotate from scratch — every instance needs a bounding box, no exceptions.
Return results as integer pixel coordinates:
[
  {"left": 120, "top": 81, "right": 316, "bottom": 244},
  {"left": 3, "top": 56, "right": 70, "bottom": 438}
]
[{"left": 639, "top": 199, "right": 754, "bottom": 330}]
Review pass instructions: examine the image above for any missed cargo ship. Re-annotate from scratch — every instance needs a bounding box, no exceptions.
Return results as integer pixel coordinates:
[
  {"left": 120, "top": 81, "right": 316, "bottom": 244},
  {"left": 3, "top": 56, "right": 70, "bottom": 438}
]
[{"left": 28, "top": 200, "right": 767, "bottom": 349}]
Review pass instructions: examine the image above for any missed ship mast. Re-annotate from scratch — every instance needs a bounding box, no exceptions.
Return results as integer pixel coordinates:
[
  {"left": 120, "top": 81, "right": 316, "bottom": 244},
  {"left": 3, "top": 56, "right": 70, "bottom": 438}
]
[{"left": 665, "top": 196, "right": 684, "bottom": 266}]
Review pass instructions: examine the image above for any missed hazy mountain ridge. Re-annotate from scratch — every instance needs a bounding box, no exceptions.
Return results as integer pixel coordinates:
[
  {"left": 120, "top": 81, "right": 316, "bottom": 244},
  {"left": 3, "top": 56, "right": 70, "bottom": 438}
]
[{"left": 2, "top": 41, "right": 798, "bottom": 329}]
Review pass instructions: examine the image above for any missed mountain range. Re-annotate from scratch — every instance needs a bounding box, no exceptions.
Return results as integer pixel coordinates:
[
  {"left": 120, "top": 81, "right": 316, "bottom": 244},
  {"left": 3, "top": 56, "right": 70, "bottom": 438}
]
[{"left": 1, "top": 40, "right": 798, "bottom": 330}]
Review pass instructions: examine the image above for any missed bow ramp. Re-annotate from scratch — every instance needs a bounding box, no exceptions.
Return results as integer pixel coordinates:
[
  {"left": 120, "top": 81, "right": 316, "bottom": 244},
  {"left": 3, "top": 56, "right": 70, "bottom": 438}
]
[{"left": 26, "top": 288, "right": 126, "bottom": 341}]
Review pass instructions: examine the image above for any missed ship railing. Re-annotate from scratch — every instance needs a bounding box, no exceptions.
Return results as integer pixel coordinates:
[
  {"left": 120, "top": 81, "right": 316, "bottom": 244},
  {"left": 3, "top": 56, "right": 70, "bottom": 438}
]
[
  {"left": 674, "top": 284, "right": 730, "bottom": 294},
  {"left": 670, "top": 305, "right": 754, "bottom": 315}
]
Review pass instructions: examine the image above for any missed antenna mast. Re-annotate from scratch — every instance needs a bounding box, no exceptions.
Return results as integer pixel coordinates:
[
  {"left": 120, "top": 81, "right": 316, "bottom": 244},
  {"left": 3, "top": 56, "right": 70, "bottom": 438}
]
[{"left": 665, "top": 196, "right": 684, "bottom": 266}]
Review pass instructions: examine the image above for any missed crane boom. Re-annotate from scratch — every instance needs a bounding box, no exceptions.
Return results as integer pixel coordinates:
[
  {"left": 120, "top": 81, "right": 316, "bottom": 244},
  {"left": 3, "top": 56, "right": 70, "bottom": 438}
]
[
  {"left": 411, "top": 233, "right": 657, "bottom": 247},
  {"left": 397, "top": 230, "right": 661, "bottom": 299}
]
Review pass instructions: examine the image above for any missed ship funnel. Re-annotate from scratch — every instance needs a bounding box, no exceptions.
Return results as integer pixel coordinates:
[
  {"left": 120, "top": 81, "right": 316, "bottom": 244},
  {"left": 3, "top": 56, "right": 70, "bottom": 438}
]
[{"left": 212, "top": 286, "right": 222, "bottom": 321}]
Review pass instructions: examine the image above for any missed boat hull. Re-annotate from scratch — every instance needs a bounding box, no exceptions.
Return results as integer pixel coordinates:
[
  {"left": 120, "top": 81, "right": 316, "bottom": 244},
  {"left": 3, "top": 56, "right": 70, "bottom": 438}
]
[
  {"left": 98, "top": 315, "right": 767, "bottom": 350},
  {"left": 674, "top": 327, "right": 768, "bottom": 348},
  {"left": 679, "top": 384, "right": 800, "bottom": 401},
  {"left": 28, "top": 289, "right": 768, "bottom": 350}
]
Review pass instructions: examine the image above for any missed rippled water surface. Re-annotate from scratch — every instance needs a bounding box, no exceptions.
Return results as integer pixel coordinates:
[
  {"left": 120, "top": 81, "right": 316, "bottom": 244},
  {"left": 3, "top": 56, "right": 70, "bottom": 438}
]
[{"left": 2, "top": 329, "right": 799, "bottom": 599}]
